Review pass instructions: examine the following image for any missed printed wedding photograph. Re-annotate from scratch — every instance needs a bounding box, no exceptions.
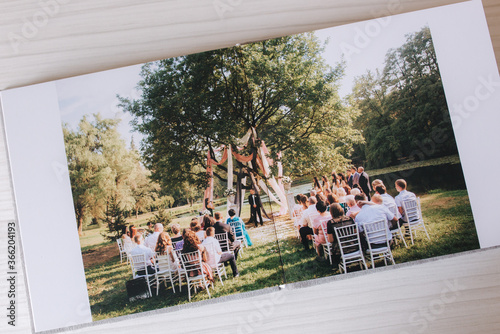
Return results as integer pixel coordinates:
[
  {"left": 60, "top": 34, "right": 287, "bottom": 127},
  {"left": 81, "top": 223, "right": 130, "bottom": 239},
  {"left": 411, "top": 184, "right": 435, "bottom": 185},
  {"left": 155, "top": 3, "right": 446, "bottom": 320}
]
[{"left": 13, "top": 5, "right": 480, "bottom": 324}]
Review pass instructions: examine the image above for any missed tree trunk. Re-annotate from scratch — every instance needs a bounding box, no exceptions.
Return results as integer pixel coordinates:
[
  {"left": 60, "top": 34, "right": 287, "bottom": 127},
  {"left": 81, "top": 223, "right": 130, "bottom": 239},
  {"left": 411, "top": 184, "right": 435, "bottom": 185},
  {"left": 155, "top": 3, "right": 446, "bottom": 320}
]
[{"left": 77, "top": 216, "right": 83, "bottom": 236}]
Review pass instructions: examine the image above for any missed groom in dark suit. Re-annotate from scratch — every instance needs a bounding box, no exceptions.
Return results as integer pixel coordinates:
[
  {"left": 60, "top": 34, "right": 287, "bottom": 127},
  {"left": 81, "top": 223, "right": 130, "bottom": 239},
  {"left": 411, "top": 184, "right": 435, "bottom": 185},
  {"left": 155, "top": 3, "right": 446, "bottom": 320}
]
[
  {"left": 357, "top": 166, "right": 372, "bottom": 201},
  {"left": 248, "top": 188, "right": 263, "bottom": 227}
]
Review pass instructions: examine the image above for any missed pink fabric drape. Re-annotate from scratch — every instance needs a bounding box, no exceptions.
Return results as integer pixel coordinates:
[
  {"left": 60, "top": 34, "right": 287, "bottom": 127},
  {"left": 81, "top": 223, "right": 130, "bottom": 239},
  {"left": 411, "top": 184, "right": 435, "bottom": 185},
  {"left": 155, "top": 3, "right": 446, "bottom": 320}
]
[
  {"left": 232, "top": 151, "right": 254, "bottom": 163},
  {"left": 203, "top": 146, "right": 228, "bottom": 210}
]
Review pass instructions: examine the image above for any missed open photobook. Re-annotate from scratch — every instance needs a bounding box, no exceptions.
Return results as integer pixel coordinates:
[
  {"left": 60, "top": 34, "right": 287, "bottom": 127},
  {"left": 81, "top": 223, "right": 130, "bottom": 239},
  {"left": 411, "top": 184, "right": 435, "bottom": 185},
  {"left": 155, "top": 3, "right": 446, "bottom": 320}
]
[{"left": 1, "top": 1, "right": 500, "bottom": 332}]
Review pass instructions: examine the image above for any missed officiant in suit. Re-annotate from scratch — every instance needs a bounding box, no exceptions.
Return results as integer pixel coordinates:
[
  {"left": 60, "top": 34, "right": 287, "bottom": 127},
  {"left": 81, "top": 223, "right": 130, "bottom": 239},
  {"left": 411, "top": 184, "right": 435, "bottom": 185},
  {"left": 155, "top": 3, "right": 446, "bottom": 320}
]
[
  {"left": 248, "top": 188, "right": 263, "bottom": 227},
  {"left": 357, "top": 166, "right": 372, "bottom": 201}
]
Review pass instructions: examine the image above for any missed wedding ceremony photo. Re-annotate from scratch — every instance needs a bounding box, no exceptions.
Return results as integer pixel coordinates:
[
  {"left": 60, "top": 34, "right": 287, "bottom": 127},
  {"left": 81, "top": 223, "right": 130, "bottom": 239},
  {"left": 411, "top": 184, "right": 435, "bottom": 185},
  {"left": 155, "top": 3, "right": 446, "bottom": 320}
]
[{"left": 54, "top": 11, "right": 479, "bottom": 322}]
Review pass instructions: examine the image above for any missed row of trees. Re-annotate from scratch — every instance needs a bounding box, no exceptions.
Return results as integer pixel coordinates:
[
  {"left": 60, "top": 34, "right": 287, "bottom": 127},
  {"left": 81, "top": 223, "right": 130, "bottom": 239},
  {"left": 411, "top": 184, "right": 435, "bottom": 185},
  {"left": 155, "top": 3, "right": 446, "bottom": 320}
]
[
  {"left": 64, "top": 115, "right": 164, "bottom": 235},
  {"left": 349, "top": 26, "right": 457, "bottom": 169},
  {"left": 66, "top": 26, "right": 458, "bottom": 236},
  {"left": 119, "top": 33, "right": 363, "bottom": 192}
]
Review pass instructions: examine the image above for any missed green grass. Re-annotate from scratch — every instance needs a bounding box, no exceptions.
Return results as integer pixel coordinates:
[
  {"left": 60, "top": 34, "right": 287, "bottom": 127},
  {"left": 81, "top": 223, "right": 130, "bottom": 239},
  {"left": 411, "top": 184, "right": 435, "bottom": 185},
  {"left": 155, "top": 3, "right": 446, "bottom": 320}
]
[
  {"left": 82, "top": 188, "right": 478, "bottom": 321},
  {"left": 87, "top": 235, "right": 284, "bottom": 321},
  {"left": 278, "top": 189, "right": 479, "bottom": 283}
]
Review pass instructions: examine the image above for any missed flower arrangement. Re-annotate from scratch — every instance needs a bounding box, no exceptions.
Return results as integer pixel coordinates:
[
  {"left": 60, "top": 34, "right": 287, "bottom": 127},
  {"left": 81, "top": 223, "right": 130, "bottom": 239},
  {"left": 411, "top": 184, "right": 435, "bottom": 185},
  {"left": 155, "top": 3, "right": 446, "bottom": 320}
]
[
  {"left": 282, "top": 176, "right": 292, "bottom": 184},
  {"left": 201, "top": 209, "right": 212, "bottom": 216},
  {"left": 223, "top": 188, "right": 237, "bottom": 197}
]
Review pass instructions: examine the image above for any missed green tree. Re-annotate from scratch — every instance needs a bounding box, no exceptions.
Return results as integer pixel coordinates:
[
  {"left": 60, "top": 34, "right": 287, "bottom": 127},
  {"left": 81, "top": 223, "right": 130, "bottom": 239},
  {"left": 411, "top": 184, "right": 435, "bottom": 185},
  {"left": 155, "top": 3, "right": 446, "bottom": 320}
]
[
  {"left": 64, "top": 114, "right": 155, "bottom": 235},
  {"left": 120, "top": 33, "right": 362, "bottom": 190},
  {"left": 101, "top": 196, "right": 128, "bottom": 241},
  {"left": 350, "top": 26, "right": 457, "bottom": 169}
]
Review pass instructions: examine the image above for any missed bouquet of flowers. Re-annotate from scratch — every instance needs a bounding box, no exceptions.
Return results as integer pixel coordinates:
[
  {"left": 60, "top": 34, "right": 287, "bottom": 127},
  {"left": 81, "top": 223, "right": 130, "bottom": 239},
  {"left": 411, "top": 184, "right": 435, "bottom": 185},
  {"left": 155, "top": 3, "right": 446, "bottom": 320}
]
[
  {"left": 282, "top": 176, "right": 292, "bottom": 184},
  {"left": 223, "top": 188, "right": 237, "bottom": 197}
]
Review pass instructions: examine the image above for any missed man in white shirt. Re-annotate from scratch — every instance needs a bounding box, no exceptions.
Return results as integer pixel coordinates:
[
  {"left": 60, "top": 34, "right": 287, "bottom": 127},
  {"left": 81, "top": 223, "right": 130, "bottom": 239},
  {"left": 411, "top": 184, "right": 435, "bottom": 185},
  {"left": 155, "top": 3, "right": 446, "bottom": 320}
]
[
  {"left": 354, "top": 194, "right": 397, "bottom": 249},
  {"left": 144, "top": 223, "right": 163, "bottom": 251},
  {"left": 130, "top": 234, "right": 156, "bottom": 275},
  {"left": 298, "top": 197, "right": 318, "bottom": 250},
  {"left": 345, "top": 195, "right": 361, "bottom": 218},
  {"left": 394, "top": 179, "right": 417, "bottom": 226},
  {"left": 202, "top": 227, "right": 239, "bottom": 277},
  {"left": 374, "top": 185, "right": 401, "bottom": 220}
]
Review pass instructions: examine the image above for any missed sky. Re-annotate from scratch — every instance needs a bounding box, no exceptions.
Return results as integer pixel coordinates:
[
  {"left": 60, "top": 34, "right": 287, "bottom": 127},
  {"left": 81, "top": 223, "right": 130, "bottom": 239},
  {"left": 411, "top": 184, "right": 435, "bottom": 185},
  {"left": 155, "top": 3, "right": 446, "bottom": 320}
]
[{"left": 56, "top": 9, "right": 432, "bottom": 149}]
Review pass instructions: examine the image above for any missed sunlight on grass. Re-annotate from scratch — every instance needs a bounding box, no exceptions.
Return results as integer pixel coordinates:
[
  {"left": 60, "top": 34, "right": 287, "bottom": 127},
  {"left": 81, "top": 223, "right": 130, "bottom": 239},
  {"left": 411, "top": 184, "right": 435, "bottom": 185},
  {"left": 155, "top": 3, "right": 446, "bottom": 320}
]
[{"left": 82, "top": 188, "right": 478, "bottom": 321}]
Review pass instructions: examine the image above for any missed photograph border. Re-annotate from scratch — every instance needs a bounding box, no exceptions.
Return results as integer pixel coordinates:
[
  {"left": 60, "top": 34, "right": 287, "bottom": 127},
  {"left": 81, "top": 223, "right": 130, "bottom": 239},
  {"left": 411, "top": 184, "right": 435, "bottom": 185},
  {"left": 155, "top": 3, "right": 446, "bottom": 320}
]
[{"left": 0, "top": 1, "right": 498, "bottom": 332}]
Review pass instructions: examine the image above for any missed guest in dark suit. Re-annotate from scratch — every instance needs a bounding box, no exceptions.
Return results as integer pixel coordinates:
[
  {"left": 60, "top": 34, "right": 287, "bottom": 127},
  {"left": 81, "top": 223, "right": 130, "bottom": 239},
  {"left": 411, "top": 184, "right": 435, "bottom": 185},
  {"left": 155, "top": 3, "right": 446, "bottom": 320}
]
[
  {"left": 248, "top": 188, "right": 263, "bottom": 227},
  {"left": 213, "top": 212, "right": 241, "bottom": 260},
  {"left": 346, "top": 169, "right": 354, "bottom": 189},
  {"left": 357, "top": 166, "right": 372, "bottom": 201}
]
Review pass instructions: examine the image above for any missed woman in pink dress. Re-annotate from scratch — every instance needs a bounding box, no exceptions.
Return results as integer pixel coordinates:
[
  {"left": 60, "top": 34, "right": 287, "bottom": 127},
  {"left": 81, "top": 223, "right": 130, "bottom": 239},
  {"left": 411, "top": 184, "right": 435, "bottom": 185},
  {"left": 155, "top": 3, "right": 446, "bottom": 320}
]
[{"left": 312, "top": 200, "right": 332, "bottom": 258}]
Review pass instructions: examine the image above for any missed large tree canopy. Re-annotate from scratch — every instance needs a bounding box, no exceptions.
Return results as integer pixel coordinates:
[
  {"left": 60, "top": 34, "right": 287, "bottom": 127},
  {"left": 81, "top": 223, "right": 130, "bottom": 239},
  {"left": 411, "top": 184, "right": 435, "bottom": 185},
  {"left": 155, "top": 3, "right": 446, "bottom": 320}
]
[
  {"left": 350, "top": 26, "right": 457, "bottom": 169},
  {"left": 120, "top": 33, "right": 362, "bottom": 190},
  {"left": 64, "top": 114, "right": 157, "bottom": 235}
]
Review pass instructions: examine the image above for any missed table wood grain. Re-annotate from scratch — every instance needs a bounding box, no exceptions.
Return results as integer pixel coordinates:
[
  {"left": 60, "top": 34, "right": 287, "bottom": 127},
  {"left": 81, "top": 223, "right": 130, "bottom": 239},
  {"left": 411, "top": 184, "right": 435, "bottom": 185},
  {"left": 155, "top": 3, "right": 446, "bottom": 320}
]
[{"left": 1, "top": 0, "right": 499, "bottom": 333}]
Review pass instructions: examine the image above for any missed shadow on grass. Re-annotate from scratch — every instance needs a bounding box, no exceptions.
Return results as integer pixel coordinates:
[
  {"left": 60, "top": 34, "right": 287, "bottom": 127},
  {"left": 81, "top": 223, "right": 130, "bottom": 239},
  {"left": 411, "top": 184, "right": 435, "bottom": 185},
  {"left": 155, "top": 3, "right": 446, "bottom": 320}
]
[
  {"left": 86, "top": 238, "right": 284, "bottom": 321},
  {"left": 85, "top": 189, "right": 480, "bottom": 320},
  {"left": 278, "top": 189, "right": 480, "bottom": 284}
]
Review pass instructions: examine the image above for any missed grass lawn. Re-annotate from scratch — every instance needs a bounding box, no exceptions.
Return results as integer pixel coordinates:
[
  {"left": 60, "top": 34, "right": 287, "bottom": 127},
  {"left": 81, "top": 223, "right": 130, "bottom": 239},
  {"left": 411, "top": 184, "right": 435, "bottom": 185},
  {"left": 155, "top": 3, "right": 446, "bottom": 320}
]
[
  {"left": 278, "top": 189, "right": 479, "bottom": 283},
  {"left": 82, "top": 188, "right": 478, "bottom": 321}
]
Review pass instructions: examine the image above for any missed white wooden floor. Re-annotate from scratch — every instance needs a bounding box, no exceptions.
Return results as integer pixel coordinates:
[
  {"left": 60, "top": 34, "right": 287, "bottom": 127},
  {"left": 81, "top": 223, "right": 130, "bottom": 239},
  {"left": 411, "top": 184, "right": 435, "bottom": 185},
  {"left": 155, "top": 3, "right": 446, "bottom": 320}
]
[{"left": 1, "top": 0, "right": 500, "bottom": 333}]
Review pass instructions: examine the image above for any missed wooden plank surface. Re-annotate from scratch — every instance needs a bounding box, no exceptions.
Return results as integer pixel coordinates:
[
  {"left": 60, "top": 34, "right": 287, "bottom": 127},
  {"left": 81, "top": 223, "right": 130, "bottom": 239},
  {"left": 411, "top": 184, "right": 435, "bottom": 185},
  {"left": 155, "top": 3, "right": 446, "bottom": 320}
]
[
  {"left": 1, "top": 0, "right": 500, "bottom": 333},
  {"left": 0, "top": 0, "right": 467, "bottom": 90}
]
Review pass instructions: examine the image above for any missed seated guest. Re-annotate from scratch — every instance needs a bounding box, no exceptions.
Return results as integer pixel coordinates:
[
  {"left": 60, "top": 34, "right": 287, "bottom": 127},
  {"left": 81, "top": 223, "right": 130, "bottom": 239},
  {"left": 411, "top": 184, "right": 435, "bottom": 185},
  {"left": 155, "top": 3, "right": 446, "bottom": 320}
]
[
  {"left": 130, "top": 234, "right": 156, "bottom": 275},
  {"left": 202, "top": 215, "right": 215, "bottom": 230},
  {"left": 336, "top": 187, "right": 347, "bottom": 203},
  {"left": 326, "top": 193, "right": 338, "bottom": 206},
  {"left": 343, "top": 185, "right": 351, "bottom": 195},
  {"left": 155, "top": 232, "right": 180, "bottom": 270},
  {"left": 226, "top": 209, "right": 253, "bottom": 246},
  {"left": 203, "top": 227, "right": 239, "bottom": 278},
  {"left": 316, "top": 192, "right": 327, "bottom": 204},
  {"left": 350, "top": 188, "right": 361, "bottom": 196},
  {"left": 395, "top": 179, "right": 417, "bottom": 227},
  {"left": 312, "top": 201, "right": 332, "bottom": 258},
  {"left": 170, "top": 223, "right": 184, "bottom": 250},
  {"left": 371, "top": 194, "right": 384, "bottom": 205},
  {"left": 191, "top": 219, "right": 206, "bottom": 241},
  {"left": 326, "top": 203, "right": 355, "bottom": 244},
  {"left": 144, "top": 223, "right": 164, "bottom": 251},
  {"left": 354, "top": 194, "right": 397, "bottom": 249},
  {"left": 375, "top": 185, "right": 400, "bottom": 219},
  {"left": 371, "top": 179, "right": 384, "bottom": 191},
  {"left": 372, "top": 194, "right": 399, "bottom": 229},
  {"left": 121, "top": 228, "right": 135, "bottom": 252},
  {"left": 345, "top": 195, "right": 361, "bottom": 218},
  {"left": 181, "top": 230, "right": 214, "bottom": 283},
  {"left": 324, "top": 188, "right": 332, "bottom": 196},
  {"left": 213, "top": 211, "right": 242, "bottom": 260},
  {"left": 309, "top": 189, "right": 317, "bottom": 197},
  {"left": 326, "top": 203, "right": 356, "bottom": 266},
  {"left": 292, "top": 194, "right": 305, "bottom": 218},
  {"left": 298, "top": 197, "right": 318, "bottom": 250},
  {"left": 299, "top": 194, "right": 308, "bottom": 208},
  {"left": 171, "top": 223, "right": 182, "bottom": 243}
]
